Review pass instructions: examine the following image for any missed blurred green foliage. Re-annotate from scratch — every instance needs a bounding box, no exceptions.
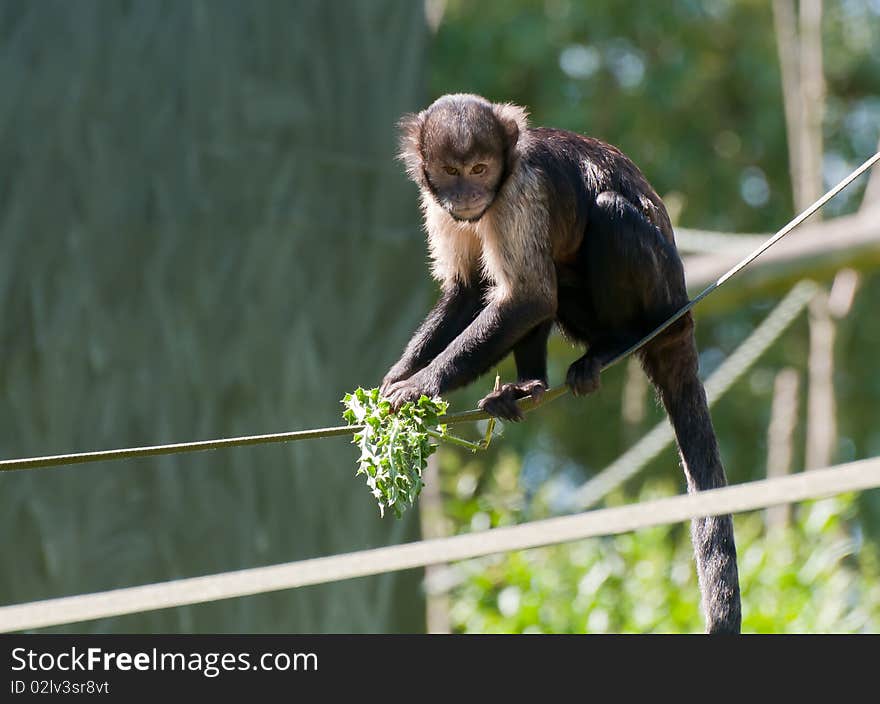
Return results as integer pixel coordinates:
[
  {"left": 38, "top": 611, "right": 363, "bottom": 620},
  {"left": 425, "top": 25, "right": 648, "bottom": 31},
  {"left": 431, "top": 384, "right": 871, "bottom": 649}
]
[
  {"left": 439, "top": 451, "right": 879, "bottom": 632},
  {"left": 450, "top": 490, "right": 880, "bottom": 634},
  {"left": 424, "top": 0, "right": 880, "bottom": 632}
]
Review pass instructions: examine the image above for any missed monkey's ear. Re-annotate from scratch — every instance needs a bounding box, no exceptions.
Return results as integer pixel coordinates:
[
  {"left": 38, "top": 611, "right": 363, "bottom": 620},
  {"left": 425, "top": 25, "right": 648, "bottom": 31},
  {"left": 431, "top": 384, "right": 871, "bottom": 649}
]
[
  {"left": 493, "top": 102, "right": 529, "bottom": 147},
  {"left": 397, "top": 111, "right": 426, "bottom": 183}
]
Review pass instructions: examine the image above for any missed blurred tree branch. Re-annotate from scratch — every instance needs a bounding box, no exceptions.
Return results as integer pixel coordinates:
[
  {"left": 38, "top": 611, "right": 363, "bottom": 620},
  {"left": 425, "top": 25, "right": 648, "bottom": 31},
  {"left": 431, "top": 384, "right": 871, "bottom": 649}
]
[
  {"left": 773, "top": 0, "right": 802, "bottom": 206},
  {"left": 765, "top": 367, "right": 799, "bottom": 531},
  {"left": 420, "top": 454, "right": 451, "bottom": 633},
  {"left": 773, "top": 0, "right": 825, "bottom": 214},
  {"left": 862, "top": 138, "right": 880, "bottom": 212},
  {"left": 798, "top": 0, "right": 825, "bottom": 214}
]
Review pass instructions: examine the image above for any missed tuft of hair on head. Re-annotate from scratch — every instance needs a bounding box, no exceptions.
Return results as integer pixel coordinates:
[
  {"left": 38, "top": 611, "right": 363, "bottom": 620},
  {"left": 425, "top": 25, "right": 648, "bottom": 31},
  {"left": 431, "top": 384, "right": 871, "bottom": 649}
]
[
  {"left": 433, "top": 93, "right": 529, "bottom": 148},
  {"left": 397, "top": 111, "right": 427, "bottom": 184}
]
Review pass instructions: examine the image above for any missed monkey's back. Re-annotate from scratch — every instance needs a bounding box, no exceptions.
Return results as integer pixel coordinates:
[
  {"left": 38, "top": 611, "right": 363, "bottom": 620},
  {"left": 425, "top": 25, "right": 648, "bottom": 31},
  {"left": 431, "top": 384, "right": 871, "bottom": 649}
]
[
  {"left": 523, "top": 127, "right": 675, "bottom": 246},
  {"left": 522, "top": 128, "right": 686, "bottom": 347}
]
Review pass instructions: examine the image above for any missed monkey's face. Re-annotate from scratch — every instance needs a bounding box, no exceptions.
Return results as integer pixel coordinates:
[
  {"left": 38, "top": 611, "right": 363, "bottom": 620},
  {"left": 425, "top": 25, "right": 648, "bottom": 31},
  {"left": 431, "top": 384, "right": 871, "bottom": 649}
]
[
  {"left": 423, "top": 154, "right": 504, "bottom": 222},
  {"left": 416, "top": 96, "right": 513, "bottom": 222},
  {"left": 399, "top": 94, "right": 524, "bottom": 222}
]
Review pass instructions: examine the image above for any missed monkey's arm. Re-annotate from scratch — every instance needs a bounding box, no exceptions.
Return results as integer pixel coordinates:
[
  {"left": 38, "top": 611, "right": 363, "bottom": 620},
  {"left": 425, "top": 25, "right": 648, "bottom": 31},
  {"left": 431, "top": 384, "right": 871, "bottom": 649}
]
[
  {"left": 380, "top": 282, "right": 484, "bottom": 394},
  {"left": 475, "top": 320, "right": 553, "bottom": 421},
  {"left": 384, "top": 294, "right": 555, "bottom": 408},
  {"left": 512, "top": 320, "right": 552, "bottom": 383}
]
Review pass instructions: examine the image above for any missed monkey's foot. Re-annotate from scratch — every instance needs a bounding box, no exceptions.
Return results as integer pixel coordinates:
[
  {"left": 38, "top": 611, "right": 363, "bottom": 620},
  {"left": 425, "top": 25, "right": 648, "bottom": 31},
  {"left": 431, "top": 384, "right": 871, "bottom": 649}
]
[
  {"left": 478, "top": 379, "right": 547, "bottom": 422},
  {"left": 566, "top": 354, "right": 602, "bottom": 396}
]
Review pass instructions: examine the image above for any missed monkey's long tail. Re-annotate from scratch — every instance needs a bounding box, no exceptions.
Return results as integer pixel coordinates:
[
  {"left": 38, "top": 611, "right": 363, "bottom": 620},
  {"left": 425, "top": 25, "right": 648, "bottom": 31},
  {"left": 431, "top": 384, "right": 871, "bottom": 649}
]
[
  {"left": 668, "top": 382, "right": 741, "bottom": 633},
  {"left": 642, "top": 320, "right": 742, "bottom": 634}
]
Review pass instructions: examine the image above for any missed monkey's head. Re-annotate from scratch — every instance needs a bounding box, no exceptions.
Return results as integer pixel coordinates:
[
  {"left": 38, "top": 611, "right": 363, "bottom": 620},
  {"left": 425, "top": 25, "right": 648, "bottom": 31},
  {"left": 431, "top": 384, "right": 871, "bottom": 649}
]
[{"left": 399, "top": 94, "right": 528, "bottom": 222}]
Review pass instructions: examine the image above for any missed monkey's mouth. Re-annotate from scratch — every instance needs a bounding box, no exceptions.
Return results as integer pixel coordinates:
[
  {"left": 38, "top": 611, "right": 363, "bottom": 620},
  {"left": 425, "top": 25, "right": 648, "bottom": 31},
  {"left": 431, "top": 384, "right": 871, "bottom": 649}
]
[{"left": 446, "top": 204, "right": 488, "bottom": 222}]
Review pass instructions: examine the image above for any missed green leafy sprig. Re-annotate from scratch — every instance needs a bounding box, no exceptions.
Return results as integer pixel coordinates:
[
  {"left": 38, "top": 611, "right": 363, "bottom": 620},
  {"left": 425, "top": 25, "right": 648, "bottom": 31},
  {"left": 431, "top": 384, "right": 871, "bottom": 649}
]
[
  {"left": 342, "top": 384, "right": 502, "bottom": 518},
  {"left": 342, "top": 387, "right": 448, "bottom": 518}
]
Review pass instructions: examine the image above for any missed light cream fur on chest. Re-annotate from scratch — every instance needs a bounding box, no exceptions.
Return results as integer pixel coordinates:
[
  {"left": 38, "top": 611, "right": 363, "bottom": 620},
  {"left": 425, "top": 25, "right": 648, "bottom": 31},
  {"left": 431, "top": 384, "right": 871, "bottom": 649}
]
[{"left": 421, "top": 164, "right": 555, "bottom": 303}]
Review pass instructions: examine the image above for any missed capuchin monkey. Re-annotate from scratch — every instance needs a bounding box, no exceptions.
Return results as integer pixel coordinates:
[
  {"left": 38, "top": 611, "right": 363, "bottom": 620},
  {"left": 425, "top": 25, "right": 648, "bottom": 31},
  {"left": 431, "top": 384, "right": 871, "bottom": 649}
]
[{"left": 380, "top": 93, "right": 741, "bottom": 634}]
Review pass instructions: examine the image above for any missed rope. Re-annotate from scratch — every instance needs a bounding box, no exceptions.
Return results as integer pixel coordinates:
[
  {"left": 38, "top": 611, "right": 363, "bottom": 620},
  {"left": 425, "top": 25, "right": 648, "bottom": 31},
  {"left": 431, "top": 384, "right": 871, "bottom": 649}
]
[
  {"left": 0, "top": 426, "right": 357, "bottom": 472},
  {"left": 0, "top": 152, "right": 877, "bottom": 473},
  {"left": 572, "top": 279, "right": 819, "bottom": 509},
  {"left": 1, "top": 457, "right": 878, "bottom": 632}
]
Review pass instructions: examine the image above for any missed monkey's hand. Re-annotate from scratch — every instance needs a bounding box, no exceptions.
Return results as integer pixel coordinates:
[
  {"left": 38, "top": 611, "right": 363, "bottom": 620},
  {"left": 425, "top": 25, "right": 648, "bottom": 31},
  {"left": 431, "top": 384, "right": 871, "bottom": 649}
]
[
  {"left": 566, "top": 353, "right": 602, "bottom": 396},
  {"left": 379, "top": 361, "right": 417, "bottom": 398},
  {"left": 478, "top": 379, "right": 547, "bottom": 422},
  {"left": 383, "top": 371, "right": 441, "bottom": 412}
]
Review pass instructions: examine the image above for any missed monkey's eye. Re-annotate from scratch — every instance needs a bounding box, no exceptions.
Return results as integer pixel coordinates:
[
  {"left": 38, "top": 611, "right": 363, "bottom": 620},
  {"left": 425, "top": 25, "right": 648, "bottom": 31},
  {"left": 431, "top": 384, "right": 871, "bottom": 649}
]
[
  {"left": 442, "top": 165, "right": 459, "bottom": 176},
  {"left": 470, "top": 163, "right": 487, "bottom": 175}
]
